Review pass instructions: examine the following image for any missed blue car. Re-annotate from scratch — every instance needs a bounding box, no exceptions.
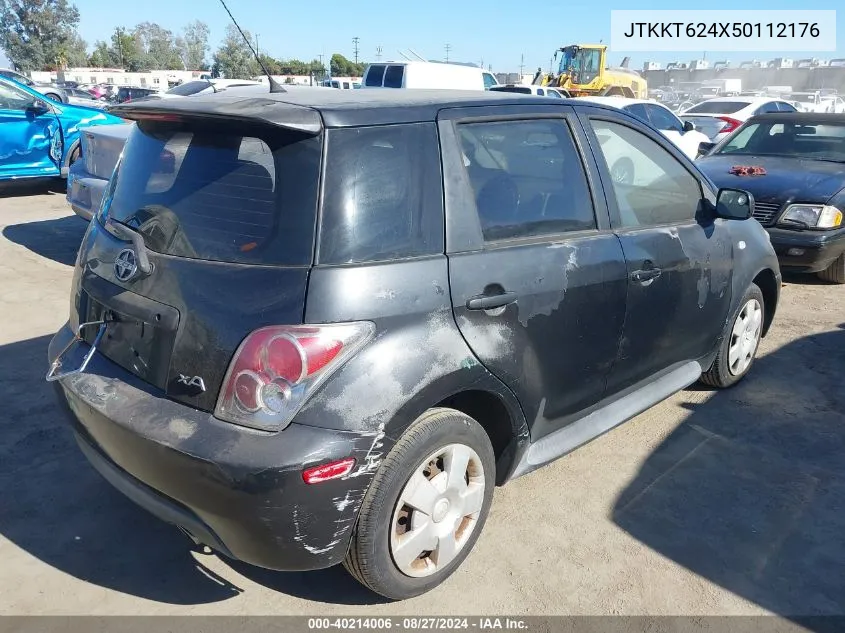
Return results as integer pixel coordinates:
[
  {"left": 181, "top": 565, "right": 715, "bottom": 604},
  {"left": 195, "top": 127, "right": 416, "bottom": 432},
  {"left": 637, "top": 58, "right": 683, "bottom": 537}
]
[{"left": 0, "top": 75, "right": 124, "bottom": 182}]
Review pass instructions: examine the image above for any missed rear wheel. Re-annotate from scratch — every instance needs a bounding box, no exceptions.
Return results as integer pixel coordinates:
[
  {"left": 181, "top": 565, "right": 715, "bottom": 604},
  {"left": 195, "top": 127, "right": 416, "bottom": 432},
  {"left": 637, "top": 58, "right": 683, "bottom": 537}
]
[
  {"left": 68, "top": 146, "right": 81, "bottom": 167},
  {"left": 344, "top": 408, "right": 495, "bottom": 600},
  {"left": 701, "top": 283, "right": 764, "bottom": 388},
  {"left": 817, "top": 253, "right": 845, "bottom": 284}
]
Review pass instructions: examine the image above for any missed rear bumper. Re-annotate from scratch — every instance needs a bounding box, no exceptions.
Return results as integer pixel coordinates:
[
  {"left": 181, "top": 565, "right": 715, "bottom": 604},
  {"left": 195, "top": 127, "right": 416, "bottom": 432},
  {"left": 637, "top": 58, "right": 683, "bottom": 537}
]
[
  {"left": 66, "top": 170, "right": 107, "bottom": 222},
  {"left": 766, "top": 227, "right": 845, "bottom": 273},
  {"left": 49, "top": 324, "right": 382, "bottom": 572}
]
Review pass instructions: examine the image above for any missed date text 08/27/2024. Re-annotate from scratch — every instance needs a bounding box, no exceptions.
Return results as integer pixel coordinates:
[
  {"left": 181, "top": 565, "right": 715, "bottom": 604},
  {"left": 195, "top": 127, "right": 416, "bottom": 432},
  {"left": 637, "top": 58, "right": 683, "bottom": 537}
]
[{"left": 307, "top": 618, "right": 528, "bottom": 630}]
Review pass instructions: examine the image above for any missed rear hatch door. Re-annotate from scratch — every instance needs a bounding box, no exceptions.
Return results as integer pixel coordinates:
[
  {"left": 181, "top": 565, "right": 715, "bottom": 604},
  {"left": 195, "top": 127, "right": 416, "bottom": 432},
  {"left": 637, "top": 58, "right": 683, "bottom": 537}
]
[{"left": 75, "top": 107, "right": 323, "bottom": 412}]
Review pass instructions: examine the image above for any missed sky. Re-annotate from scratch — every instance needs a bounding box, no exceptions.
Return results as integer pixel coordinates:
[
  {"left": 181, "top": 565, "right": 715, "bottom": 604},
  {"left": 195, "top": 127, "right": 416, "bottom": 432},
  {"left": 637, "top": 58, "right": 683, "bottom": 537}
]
[{"left": 3, "top": 0, "right": 844, "bottom": 72}]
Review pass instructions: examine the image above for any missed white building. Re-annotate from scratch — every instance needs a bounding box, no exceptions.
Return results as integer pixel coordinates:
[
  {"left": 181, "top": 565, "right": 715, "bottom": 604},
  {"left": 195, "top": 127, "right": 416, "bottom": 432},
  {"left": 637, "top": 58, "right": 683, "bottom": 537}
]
[{"left": 31, "top": 68, "right": 204, "bottom": 88}]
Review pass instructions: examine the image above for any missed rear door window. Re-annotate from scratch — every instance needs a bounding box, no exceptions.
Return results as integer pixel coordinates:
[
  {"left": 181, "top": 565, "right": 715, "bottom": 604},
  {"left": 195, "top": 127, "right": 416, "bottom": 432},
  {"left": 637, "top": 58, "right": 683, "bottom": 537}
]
[
  {"left": 101, "top": 121, "right": 321, "bottom": 266},
  {"left": 457, "top": 118, "right": 596, "bottom": 241},
  {"left": 645, "top": 104, "right": 683, "bottom": 132},
  {"left": 684, "top": 101, "right": 748, "bottom": 114},
  {"left": 624, "top": 103, "right": 649, "bottom": 122},
  {"left": 319, "top": 123, "right": 444, "bottom": 264},
  {"left": 365, "top": 65, "right": 386, "bottom": 87},
  {"left": 383, "top": 65, "right": 405, "bottom": 88}
]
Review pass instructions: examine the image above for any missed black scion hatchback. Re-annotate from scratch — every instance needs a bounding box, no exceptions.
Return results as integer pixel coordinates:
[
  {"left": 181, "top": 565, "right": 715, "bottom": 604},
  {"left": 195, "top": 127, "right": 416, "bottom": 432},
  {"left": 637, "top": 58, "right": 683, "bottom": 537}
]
[{"left": 48, "top": 89, "right": 780, "bottom": 599}]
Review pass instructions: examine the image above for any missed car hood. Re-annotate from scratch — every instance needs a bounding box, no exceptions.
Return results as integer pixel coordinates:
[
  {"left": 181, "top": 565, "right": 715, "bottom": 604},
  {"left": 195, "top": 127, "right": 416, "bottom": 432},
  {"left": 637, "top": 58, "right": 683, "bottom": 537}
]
[{"left": 697, "top": 154, "right": 845, "bottom": 204}]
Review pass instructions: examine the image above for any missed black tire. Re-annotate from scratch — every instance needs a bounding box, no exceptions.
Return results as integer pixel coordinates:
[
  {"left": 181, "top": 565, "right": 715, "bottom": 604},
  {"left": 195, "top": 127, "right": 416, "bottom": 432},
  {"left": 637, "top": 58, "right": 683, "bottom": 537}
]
[
  {"left": 68, "top": 146, "right": 81, "bottom": 167},
  {"left": 343, "top": 408, "right": 496, "bottom": 600},
  {"left": 701, "top": 283, "right": 764, "bottom": 388},
  {"left": 817, "top": 253, "right": 845, "bottom": 284},
  {"left": 44, "top": 92, "right": 62, "bottom": 103}
]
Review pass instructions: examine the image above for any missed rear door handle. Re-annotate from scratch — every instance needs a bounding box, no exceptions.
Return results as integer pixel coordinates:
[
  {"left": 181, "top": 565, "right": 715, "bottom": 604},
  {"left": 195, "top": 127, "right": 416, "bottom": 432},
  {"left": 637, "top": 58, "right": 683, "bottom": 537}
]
[
  {"left": 631, "top": 268, "right": 662, "bottom": 284},
  {"left": 466, "top": 291, "right": 517, "bottom": 311}
]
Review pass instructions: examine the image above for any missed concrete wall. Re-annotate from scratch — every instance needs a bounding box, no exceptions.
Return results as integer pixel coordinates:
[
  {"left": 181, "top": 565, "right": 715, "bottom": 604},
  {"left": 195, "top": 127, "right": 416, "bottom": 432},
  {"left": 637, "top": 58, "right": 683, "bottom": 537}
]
[{"left": 642, "top": 67, "right": 845, "bottom": 92}]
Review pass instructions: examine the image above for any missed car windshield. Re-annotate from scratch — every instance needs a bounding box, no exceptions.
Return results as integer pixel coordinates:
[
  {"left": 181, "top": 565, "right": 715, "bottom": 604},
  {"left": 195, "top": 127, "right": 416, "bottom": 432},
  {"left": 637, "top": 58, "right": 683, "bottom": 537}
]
[
  {"left": 683, "top": 101, "right": 749, "bottom": 114},
  {"left": 166, "top": 80, "right": 211, "bottom": 96},
  {"left": 716, "top": 121, "right": 845, "bottom": 162}
]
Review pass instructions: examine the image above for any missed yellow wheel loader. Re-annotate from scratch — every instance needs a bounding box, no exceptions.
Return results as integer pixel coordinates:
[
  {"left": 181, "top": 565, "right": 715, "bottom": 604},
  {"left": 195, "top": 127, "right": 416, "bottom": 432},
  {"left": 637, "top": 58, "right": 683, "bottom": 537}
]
[{"left": 533, "top": 45, "right": 647, "bottom": 99}]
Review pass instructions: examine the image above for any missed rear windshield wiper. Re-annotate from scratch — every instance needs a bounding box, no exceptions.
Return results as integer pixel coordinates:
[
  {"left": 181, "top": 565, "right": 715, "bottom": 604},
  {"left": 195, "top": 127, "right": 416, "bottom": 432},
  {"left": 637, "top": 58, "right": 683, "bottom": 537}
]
[{"left": 105, "top": 218, "right": 153, "bottom": 275}]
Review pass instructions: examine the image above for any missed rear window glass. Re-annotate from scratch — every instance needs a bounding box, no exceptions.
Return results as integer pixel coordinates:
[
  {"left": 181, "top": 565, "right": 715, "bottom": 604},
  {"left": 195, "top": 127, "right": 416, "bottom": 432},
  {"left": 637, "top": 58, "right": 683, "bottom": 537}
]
[
  {"left": 319, "top": 123, "right": 444, "bottom": 264},
  {"left": 166, "top": 80, "right": 211, "bottom": 96},
  {"left": 383, "top": 65, "right": 405, "bottom": 88},
  {"left": 684, "top": 101, "right": 748, "bottom": 114},
  {"left": 365, "top": 65, "right": 386, "bottom": 87},
  {"left": 101, "top": 121, "right": 321, "bottom": 265}
]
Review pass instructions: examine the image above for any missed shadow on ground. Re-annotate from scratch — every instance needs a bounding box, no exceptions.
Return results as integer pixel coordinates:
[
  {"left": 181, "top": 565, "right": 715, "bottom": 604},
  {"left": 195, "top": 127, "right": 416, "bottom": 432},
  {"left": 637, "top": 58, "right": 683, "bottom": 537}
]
[
  {"left": 0, "top": 180, "right": 67, "bottom": 198},
  {"left": 2, "top": 216, "right": 89, "bottom": 267},
  {"left": 0, "top": 334, "right": 384, "bottom": 606},
  {"left": 614, "top": 325, "right": 845, "bottom": 625}
]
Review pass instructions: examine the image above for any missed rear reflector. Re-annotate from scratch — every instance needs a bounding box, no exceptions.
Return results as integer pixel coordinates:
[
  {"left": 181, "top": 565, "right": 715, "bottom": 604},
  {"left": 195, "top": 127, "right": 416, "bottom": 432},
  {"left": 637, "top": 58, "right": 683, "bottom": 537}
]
[{"left": 303, "top": 458, "right": 356, "bottom": 484}]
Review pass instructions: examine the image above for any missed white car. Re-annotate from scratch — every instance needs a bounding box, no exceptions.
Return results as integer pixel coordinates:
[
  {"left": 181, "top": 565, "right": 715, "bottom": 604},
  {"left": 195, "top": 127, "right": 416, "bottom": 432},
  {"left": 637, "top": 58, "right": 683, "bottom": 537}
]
[
  {"left": 820, "top": 95, "right": 845, "bottom": 113},
  {"left": 488, "top": 84, "right": 570, "bottom": 98},
  {"left": 577, "top": 97, "right": 711, "bottom": 159},
  {"left": 151, "top": 78, "right": 263, "bottom": 99},
  {"left": 679, "top": 97, "right": 798, "bottom": 142}
]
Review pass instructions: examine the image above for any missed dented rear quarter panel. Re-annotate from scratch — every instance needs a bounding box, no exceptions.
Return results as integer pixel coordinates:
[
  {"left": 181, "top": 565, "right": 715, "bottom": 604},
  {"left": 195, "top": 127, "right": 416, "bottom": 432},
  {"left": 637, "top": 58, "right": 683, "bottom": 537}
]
[{"left": 299, "top": 256, "right": 529, "bottom": 460}]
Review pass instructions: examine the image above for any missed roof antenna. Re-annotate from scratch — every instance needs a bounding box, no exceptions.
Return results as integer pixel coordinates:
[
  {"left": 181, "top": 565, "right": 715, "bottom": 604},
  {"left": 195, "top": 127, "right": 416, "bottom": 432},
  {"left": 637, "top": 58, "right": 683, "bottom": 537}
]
[{"left": 217, "top": 0, "right": 285, "bottom": 93}]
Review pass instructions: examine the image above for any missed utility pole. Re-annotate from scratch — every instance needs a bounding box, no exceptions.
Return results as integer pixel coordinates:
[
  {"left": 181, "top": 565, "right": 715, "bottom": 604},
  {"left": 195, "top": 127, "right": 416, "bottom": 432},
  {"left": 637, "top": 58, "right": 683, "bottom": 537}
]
[
  {"left": 254, "top": 33, "right": 260, "bottom": 57},
  {"left": 445, "top": 43, "right": 451, "bottom": 63},
  {"left": 352, "top": 37, "right": 360, "bottom": 65},
  {"left": 519, "top": 53, "right": 524, "bottom": 77},
  {"left": 376, "top": 46, "right": 383, "bottom": 62},
  {"left": 115, "top": 27, "right": 124, "bottom": 69}
]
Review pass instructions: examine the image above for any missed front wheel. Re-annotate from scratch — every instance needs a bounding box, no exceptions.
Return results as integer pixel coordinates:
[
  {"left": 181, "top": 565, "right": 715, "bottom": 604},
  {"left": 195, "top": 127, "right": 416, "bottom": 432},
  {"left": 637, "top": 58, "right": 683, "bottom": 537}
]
[
  {"left": 700, "top": 283, "right": 764, "bottom": 388},
  {"left": 817, "top": 253, "right": 845, "bottom": 284},
  {"left": 344, "top": 408, "right": 495, "bottom": 600}
]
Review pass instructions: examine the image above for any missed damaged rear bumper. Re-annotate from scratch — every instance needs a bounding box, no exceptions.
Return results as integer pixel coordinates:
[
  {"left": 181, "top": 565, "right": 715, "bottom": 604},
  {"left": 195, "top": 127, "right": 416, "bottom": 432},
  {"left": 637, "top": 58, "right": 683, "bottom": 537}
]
[{"left": 48, "top": 324, "right": 383, "bottom": 572}]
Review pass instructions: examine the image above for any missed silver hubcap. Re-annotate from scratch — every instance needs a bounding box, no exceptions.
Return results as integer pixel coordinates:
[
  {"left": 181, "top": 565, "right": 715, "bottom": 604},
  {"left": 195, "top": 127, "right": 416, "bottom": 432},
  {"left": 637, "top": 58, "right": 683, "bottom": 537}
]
[
  {"left": 728, "top": 298, "right": 762, "bottom": 376},
  {"left": 390, "top": 443, "right": 485, "bottom": 578}
]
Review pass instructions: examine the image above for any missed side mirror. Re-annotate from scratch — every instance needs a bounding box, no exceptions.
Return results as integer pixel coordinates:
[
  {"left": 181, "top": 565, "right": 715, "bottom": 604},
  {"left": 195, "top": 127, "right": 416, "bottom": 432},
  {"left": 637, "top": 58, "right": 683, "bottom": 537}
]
[
  {"left": 697, "top": 141, "right": 716, "bottom": 158},
  {"left": 27, "top": 99, "right": 50, "bottom": 115},
  {"left": 683, "top": 120, "right": 695, "bottom": 133},
  {"left": 716, "top": 188, "right": 754, "bottom": 220}
]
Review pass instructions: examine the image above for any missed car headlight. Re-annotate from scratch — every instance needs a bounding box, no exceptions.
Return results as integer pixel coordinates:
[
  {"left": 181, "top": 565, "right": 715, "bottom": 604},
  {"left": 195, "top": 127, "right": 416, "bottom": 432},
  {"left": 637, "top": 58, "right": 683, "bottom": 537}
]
[{"left": 780, "top": 204, "right": 843, "bottom": 229}]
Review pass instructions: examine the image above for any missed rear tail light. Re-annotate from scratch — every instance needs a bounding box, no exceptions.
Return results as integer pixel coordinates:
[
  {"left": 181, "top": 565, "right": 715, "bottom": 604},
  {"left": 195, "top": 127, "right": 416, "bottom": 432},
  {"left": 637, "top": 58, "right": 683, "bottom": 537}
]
[
  {"left": 717, "top": 116, "right": 742, "bottom": 134},
  {"left": 215, "top": 322, "right": 375, "bottom": 432}
]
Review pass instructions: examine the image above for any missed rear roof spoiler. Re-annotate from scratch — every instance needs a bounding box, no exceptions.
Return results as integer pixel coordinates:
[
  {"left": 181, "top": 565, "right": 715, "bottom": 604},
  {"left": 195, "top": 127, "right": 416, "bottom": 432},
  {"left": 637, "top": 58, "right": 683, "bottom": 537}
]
[{"left": 108, "top": 96, "right": 323, "bottom": 135}]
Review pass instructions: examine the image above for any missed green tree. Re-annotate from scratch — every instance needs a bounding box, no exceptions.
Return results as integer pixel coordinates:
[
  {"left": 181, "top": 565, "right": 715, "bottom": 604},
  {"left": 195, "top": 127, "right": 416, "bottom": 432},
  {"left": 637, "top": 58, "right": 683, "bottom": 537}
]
[
  {"left": 106, "top": 27, "right": 143, "bottom": 70},
  {"left": 0, "top": 0, "right": 81, "bottom": 71},
  {"left": 134, "top": 21, "right": 183, "bottom": 69},
  {"left": 329, "top": 52, "right": 364, "bottom": 77},
  {"left": 181, "top": 20, "right": 209, "bottom": 70},
  {"left": 59, "top": 31, "right": 88, "bottom": 67},
  {"left": 212, "top": 24, "right": 258, "bottom": 79},
  {"left": 88, "top": 40, "right": 110, "bottom": 67},
  {"left": 257, "top": 53, "right": 280, "bottom": 75}
]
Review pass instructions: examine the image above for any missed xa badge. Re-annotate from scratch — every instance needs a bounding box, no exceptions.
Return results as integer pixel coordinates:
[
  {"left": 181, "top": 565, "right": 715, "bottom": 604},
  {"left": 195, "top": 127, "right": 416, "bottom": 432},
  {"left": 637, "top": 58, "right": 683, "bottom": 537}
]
[
  {"left": 114, "top": 248, "right": 138, "bottom": 281},
  {"left": 178, "top": 374, "right": 206, "bottom": 392}
]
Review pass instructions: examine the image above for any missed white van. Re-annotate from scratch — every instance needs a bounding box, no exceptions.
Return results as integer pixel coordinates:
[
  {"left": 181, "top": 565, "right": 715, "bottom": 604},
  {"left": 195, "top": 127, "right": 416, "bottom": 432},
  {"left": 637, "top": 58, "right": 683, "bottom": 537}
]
[{"left": 361, "top": 61, "right": 499, "bottom": 91}]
